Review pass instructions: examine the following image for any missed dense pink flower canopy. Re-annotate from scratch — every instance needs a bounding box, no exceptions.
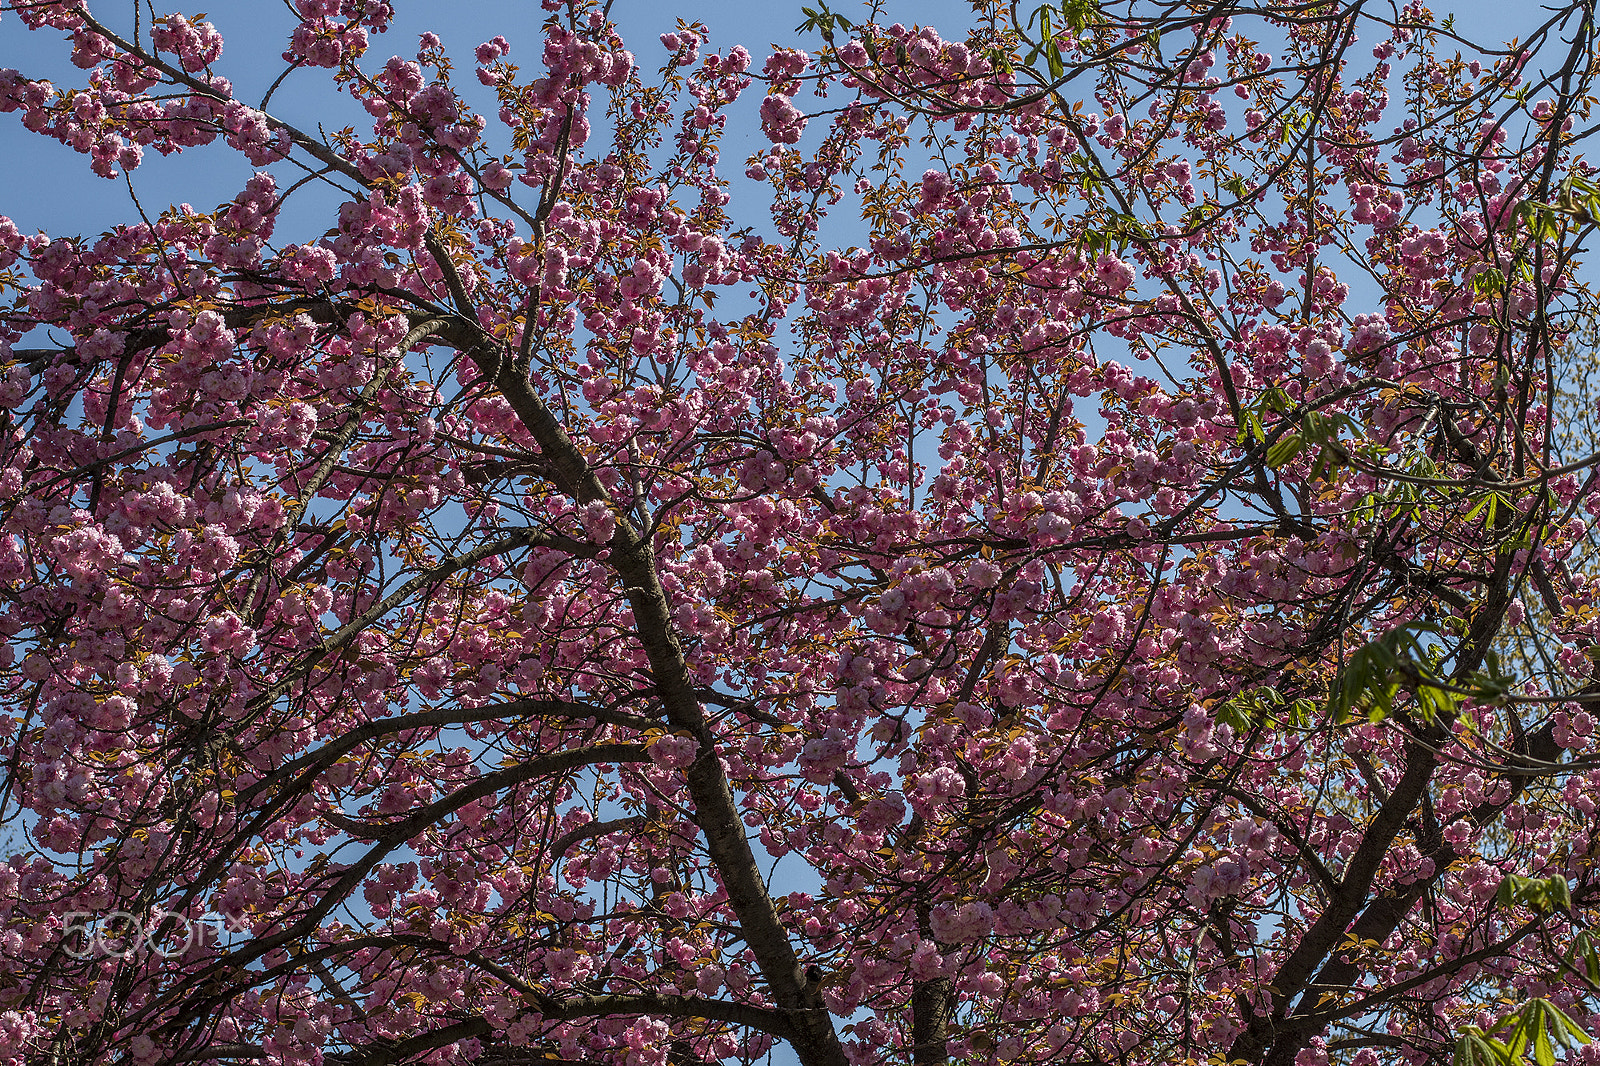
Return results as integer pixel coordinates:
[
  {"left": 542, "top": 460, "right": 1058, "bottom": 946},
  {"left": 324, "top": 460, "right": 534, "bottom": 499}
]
[{"left": 3, "top": 1, "right": 1600, "bottom": 1065}]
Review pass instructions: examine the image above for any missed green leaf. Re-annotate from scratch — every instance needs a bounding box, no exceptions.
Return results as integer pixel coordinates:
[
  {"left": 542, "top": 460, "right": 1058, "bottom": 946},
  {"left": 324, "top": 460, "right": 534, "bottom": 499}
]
[
  {"left": 1534, "top": 1021, "right": 1555, "bottom": 1066},
  {"left": 1279, "top": 110, "right": 1311, "bottom": 144},
  {"left": 1464, "top": 491, "right": 1501, "bottom": 528},
  {"left": 796, "top": 3, "right": 851, "bottom": 37},
  {"left": 1258, "top": 386, "right": 1293, "bottom": 414},
  {"left": 1549, "top": 875, "right": 1573, "bottom": 912},
  {"left": 1505, "top": 1011, "right": 1531, "bottom": 1060},
  {"left": 1216, "top": 700, "right": 1252, "bottom": 732},
  {"left": 1515, "top": 999, "right": 1590, "bottom": 1064},
  {"left": 1454, "top": 1029, "right": 1513, "bottom": 1066},
  {"left": 1573, "top": 931, "right": 1600, "bottom": 985},
  {"left": 1550, "top": 999, "right": 1593, "bottom": 1043},
  {"left": 1472, "top": 266, "right": 1506, "bottom": 298},
  {"left": 1517, "top": 201, "right": 1562, "bottom": 242},
  {"left": 1328, "top": 623, "right": 1447, "bottom": 724},
  {"left": 1413, "top": 681, "right": 1460, "bottom": 724},
  {"left": 1061, "top": 0, "right": 1100, "bottom": 32},
  {"left": 1026, "top": 7, "right": 1067, "bottom": 79},
  {"left": 1046, "top": 46, "right": 1065, "bottom": 79},
  {"left": 1266, "top": 432, "right": 1305, "bottom": 470},
  {"left": 1495, "top": 873, "right": 1574, "bottom": 916}
]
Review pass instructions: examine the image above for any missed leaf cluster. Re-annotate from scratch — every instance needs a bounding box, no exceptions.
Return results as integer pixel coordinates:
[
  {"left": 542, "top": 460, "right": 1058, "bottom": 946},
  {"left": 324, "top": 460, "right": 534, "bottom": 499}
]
[{"left": 1454, "top": 997, "right": 1589, "bottom": 1066}]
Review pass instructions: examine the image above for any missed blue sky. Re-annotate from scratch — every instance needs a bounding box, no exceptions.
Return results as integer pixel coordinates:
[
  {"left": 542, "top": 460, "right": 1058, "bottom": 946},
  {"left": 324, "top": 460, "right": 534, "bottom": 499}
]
[
  {"left": 0, "top": 0, "right": 1534, "bottom": 251},
  {"left": 0, "top": 0, "right": 1536, "bottom": 253},
  {"left": 0, "top": 0, "right": 973, "bottom": 245}
]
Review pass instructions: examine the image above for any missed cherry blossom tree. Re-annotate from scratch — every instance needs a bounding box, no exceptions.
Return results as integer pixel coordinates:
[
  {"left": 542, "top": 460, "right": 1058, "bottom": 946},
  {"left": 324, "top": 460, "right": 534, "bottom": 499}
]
[{"left": 4, "top": 1, "right": 1600, "bottom": 1064}]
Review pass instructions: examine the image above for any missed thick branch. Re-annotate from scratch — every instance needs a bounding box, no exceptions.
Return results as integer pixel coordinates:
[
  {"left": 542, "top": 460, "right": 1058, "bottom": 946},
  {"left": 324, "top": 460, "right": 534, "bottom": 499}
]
[{"left": 427, "top": 311, "right": 848, "bottom": 1066}]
